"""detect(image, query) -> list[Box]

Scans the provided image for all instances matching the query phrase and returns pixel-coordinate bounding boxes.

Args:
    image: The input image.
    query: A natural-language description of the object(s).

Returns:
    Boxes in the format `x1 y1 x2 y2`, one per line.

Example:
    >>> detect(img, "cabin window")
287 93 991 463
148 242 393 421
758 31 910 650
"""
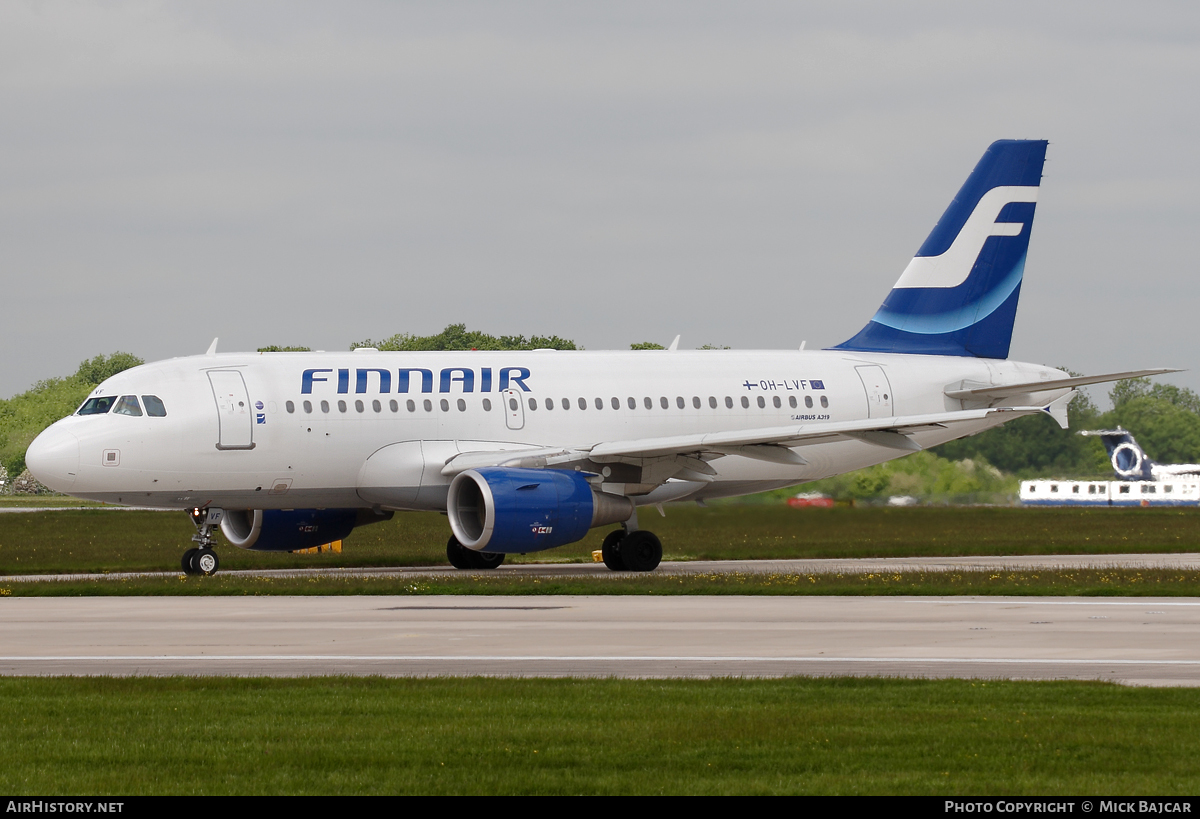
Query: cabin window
757 396 766 409
693 396 701 409
661 397 670 410
509 398 518 411
627 397 636 410
561 398 570 410
457 399 467 412
303 400 313 413
544 398 553 410
390 399 399 412
285 401 295 414
789 396 797 409
407 400 416 412
482 399 492 412
1050 484 1059 493
1072 485 1080 493
741 396 750 409
114 396 142 417
142 395 167 417
1088 485 1096 494
725 396 733 409
611 397 620 410
676 396 685 409
805 396 813 408
596 398 605 410
337 400 347 413
354 400 364 413
320 401 330 413
77 396 117 415
423 399 433 412
820 396 829 408
709 396 717 409
372 400 382 413
1119 485 1130 494
578 397 587 410
644 397 653 410
440 399 450 412
529 398 537 411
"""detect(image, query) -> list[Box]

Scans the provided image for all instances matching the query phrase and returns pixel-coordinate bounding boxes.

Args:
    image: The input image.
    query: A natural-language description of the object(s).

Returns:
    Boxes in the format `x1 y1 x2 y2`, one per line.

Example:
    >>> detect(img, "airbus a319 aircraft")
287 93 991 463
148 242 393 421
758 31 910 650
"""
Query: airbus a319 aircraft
26 140 1173 575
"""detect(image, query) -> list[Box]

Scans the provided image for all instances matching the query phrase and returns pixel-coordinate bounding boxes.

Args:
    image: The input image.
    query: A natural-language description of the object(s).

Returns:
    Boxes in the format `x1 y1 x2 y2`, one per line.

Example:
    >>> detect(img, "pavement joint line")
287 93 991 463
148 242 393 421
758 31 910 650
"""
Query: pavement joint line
4 655 1200 665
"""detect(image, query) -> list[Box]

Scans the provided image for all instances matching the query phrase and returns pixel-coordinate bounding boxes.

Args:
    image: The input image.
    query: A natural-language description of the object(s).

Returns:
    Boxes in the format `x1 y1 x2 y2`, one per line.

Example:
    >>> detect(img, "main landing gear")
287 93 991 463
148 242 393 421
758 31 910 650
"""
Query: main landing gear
446 536 506 570
601 526 662 572
182 507 222 576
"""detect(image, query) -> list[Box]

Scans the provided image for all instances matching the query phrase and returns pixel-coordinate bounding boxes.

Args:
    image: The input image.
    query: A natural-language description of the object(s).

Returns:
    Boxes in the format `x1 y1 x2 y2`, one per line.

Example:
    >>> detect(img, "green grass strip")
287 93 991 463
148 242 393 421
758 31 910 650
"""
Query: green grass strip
4 506 1200 576
1 676 1197 795
5 568 1200 597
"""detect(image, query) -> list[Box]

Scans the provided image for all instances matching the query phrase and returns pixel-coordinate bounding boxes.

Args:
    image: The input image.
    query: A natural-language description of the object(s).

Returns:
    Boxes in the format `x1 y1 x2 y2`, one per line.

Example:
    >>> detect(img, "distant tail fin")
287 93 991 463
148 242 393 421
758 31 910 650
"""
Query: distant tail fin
833 139 1048 359
1080 427 1155 480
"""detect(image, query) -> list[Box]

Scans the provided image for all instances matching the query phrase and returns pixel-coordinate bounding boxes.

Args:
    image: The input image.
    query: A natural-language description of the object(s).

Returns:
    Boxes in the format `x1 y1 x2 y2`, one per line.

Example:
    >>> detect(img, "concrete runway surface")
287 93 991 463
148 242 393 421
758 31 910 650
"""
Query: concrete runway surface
3 594 1199 686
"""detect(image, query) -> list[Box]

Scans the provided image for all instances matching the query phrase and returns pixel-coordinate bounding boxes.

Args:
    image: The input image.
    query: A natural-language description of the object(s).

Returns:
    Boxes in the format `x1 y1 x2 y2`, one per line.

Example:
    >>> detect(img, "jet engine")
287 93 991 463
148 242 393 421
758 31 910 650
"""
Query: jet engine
220 508 392 552
447 467 634 553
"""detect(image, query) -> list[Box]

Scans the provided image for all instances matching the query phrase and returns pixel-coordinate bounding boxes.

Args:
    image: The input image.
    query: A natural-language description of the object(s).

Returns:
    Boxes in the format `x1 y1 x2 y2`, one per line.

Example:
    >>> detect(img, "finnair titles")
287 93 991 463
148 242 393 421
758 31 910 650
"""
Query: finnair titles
26 140 1175 575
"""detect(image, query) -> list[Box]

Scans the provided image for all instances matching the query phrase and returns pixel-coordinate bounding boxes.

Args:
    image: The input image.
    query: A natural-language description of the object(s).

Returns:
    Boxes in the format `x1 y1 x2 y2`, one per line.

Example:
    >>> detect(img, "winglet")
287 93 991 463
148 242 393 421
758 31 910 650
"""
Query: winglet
205 338 219 356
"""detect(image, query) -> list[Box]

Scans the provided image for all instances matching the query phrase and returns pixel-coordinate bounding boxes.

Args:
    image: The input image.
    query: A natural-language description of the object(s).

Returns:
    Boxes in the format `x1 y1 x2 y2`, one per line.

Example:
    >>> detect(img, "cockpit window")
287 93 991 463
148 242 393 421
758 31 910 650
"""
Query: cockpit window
113 395 143 416
77 396 116 415
142 395 167 417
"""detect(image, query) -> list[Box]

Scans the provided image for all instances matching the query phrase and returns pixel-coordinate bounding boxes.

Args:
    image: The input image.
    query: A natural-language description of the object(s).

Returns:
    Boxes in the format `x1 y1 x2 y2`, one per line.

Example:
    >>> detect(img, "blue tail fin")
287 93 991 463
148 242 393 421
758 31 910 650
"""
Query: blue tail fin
1080 428 1155 481
833 139 1048 359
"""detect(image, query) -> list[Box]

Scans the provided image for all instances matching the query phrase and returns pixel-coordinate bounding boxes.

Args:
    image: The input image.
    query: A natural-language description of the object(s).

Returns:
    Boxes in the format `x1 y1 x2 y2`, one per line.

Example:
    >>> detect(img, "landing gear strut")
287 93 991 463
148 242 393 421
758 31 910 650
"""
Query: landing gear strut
183 508 223 576
446 536 505 570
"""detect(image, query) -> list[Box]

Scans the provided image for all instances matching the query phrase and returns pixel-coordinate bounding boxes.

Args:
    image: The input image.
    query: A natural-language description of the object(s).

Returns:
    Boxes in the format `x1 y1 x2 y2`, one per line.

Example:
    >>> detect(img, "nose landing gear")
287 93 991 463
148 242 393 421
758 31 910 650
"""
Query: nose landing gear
183 508 223 576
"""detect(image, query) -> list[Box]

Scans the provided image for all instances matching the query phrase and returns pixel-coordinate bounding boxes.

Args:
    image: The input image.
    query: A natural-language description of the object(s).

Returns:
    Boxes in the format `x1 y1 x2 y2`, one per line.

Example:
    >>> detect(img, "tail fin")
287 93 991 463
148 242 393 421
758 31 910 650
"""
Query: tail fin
833 139 1048 359
1080 427 1155 480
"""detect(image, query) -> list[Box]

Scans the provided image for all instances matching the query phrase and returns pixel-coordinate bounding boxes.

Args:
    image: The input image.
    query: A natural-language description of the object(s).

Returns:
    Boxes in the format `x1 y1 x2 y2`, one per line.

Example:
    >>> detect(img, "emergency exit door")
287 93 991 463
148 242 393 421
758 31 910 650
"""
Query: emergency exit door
855 365 894 419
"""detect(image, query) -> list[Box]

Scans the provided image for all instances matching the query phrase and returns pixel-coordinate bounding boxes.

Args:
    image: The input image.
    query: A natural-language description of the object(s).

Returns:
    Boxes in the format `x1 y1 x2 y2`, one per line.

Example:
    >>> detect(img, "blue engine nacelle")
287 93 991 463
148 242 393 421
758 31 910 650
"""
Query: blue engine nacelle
447 467 634 554
220 508 390 552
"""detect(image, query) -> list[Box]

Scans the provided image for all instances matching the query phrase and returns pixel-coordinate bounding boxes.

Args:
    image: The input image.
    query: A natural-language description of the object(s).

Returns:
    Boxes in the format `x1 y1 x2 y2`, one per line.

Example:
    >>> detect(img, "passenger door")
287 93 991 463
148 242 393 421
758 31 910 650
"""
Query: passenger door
208 370 255 450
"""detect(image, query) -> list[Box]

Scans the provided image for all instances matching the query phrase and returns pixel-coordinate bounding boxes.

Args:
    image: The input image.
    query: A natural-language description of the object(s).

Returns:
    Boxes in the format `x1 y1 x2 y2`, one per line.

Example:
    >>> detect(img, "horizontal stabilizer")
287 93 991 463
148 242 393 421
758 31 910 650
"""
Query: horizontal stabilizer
944 368 1181 400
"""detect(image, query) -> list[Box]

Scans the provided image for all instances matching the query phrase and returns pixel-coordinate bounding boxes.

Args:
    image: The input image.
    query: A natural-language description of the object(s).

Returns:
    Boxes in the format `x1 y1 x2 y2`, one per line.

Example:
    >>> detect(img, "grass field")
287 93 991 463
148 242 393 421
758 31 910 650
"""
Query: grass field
5 567 1200 597
2 676 1197 795
3 505 1200 576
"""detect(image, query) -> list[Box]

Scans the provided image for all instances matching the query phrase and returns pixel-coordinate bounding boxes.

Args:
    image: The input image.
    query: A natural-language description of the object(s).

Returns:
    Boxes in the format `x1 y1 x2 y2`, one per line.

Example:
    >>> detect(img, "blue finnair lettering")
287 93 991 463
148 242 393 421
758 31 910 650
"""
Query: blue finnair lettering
301 367 532 394
301 369 333 394
356 368 391 394
397 368 434 394
499 367 531 392
440 368 474 393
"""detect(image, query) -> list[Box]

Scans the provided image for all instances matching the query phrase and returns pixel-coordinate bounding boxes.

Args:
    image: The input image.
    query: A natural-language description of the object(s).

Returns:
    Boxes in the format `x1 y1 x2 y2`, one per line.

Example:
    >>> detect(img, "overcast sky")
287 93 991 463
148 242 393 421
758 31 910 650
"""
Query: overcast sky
2 1 1198 402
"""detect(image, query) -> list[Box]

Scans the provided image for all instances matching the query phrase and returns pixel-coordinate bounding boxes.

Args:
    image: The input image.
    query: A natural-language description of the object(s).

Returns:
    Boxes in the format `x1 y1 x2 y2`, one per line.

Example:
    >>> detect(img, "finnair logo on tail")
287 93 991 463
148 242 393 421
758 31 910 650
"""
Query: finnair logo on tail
893 186 1038 290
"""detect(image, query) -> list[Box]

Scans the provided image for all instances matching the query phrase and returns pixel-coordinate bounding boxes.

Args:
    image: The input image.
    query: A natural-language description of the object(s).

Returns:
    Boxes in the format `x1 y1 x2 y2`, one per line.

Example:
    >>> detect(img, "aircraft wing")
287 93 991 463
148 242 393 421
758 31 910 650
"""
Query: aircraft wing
441 397 1070 477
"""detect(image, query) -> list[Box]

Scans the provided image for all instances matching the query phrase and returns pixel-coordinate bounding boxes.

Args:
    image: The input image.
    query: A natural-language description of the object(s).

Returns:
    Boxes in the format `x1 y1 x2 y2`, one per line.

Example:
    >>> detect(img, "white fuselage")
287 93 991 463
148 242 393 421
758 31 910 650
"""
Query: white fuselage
28 348 1068 511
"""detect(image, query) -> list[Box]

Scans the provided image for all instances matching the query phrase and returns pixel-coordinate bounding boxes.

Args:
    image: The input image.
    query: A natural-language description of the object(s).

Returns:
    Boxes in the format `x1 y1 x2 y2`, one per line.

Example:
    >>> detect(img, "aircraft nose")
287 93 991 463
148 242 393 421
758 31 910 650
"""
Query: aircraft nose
25 426 80 492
